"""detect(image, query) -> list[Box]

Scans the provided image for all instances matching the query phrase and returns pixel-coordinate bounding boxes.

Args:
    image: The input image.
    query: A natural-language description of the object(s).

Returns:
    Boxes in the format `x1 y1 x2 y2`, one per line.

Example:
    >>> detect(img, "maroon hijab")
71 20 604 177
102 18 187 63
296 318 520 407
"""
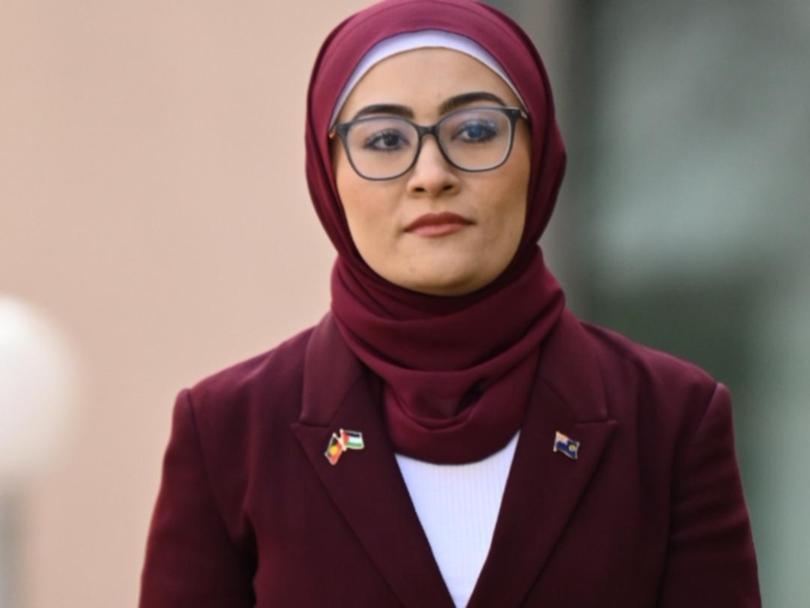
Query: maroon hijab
305 0 567 463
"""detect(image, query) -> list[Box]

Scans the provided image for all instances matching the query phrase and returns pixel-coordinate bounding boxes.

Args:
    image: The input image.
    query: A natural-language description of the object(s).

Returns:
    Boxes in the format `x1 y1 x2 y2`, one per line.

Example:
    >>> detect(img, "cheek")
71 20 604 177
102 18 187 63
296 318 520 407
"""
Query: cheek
482 128 530 236
334 161 398 262
494 199 527 256
504 143 531 242
486 171 529 248
337 179 372 241
334 154 370 231
333 147 354 207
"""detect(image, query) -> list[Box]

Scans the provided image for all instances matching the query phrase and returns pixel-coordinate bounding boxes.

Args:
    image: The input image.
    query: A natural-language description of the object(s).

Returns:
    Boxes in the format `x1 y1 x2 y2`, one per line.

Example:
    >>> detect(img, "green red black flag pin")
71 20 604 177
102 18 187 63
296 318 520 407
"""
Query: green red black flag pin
324 429 365 465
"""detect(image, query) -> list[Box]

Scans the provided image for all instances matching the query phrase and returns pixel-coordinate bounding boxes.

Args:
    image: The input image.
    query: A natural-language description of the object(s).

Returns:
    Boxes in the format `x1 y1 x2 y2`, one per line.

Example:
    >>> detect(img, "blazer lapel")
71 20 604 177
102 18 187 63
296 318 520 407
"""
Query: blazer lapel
468 312 618 608
291 314 454 608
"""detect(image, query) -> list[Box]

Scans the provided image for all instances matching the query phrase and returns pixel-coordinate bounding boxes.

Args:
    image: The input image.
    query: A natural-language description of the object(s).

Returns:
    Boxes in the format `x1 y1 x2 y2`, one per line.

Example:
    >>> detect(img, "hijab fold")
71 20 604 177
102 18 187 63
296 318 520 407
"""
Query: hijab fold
306 0 568 463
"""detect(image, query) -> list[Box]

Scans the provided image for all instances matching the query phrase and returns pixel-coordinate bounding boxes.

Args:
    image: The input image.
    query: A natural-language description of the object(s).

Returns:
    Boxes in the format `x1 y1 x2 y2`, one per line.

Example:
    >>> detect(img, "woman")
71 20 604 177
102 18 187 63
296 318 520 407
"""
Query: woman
139 1 760 606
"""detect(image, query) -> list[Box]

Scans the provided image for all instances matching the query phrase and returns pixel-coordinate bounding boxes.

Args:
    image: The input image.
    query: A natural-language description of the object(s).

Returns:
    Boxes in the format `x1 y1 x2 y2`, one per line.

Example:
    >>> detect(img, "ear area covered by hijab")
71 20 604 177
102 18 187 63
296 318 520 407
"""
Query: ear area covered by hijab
304 0 568 463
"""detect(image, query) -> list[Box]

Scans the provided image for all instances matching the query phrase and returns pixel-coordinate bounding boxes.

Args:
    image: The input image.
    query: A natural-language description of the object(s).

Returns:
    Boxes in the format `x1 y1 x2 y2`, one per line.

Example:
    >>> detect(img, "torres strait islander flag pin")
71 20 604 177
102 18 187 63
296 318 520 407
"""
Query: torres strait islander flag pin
324 428 365 466
553 430 580 460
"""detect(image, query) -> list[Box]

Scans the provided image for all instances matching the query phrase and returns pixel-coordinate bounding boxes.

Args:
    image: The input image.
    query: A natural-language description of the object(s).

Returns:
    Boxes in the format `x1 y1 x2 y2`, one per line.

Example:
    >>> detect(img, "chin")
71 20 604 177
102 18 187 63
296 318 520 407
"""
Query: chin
399 271 486 297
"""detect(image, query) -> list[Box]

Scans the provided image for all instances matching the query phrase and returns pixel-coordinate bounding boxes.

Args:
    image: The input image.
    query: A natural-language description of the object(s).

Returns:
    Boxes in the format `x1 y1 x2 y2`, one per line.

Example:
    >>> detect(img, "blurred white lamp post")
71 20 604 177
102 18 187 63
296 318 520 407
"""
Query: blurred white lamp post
0 295 80 608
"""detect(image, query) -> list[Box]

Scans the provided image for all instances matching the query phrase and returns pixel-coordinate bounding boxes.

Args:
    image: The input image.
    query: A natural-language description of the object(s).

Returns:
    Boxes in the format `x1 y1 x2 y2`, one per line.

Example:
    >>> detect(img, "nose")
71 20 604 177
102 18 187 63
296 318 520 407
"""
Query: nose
405 136 460 197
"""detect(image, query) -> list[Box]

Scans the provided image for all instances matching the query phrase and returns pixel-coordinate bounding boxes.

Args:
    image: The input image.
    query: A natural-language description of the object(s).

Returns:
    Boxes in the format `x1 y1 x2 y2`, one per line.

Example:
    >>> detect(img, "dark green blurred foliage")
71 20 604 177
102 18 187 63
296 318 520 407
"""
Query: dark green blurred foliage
491 1 810 605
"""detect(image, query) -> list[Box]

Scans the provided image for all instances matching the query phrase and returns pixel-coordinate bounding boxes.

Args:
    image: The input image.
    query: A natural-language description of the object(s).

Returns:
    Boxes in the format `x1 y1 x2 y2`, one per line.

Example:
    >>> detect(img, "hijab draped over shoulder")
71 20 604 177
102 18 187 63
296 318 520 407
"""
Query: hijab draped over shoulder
305 0 567 463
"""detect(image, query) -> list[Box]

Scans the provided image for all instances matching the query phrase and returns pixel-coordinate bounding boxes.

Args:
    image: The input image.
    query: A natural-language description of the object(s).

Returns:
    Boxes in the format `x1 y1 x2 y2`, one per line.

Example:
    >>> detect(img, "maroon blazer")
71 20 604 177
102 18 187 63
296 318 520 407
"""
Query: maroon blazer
139 311 760 607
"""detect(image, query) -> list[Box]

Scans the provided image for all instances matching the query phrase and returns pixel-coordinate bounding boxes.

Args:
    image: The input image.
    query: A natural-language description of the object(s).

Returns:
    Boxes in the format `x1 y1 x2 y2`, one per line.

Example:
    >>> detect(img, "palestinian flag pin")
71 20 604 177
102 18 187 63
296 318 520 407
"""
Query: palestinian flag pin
324 428 365 466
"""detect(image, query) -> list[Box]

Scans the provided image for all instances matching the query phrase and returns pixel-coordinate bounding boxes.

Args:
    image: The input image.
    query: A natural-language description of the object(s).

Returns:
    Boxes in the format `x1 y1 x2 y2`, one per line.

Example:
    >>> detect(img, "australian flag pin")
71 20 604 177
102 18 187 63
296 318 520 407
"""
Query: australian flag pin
324 428 365 466
553 430 580 460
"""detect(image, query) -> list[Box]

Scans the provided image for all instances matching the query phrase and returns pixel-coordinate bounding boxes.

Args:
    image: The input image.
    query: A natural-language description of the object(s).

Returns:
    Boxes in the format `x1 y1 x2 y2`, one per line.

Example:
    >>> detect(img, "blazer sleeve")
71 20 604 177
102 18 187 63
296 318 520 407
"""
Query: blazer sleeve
139 389 255 608
657 383 761 607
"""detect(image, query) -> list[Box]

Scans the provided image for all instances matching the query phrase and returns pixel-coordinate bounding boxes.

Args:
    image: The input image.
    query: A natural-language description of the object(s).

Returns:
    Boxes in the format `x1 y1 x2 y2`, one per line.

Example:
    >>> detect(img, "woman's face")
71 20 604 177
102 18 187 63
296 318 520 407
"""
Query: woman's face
333 48 531 296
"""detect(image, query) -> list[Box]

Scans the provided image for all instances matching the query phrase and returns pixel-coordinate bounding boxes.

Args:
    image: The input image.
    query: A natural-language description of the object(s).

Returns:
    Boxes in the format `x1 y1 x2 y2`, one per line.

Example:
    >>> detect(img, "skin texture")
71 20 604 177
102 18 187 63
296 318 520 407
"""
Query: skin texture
333 48 532 296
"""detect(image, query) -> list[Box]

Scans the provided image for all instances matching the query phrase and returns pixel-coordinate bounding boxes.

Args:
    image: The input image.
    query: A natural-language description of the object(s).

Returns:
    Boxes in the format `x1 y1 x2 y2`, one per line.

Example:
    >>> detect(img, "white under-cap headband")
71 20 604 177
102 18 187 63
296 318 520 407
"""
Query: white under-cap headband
330 29 524 126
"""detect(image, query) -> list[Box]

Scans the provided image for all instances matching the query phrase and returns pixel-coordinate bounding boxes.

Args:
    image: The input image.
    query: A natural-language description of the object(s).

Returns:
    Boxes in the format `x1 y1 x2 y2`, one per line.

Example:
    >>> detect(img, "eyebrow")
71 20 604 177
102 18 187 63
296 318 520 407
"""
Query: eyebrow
351 91 508 121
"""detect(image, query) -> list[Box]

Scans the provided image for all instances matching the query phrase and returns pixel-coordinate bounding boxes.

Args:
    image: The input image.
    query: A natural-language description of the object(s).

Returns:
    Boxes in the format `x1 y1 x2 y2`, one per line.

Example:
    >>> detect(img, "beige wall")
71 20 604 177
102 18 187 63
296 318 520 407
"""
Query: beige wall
0 1 370 606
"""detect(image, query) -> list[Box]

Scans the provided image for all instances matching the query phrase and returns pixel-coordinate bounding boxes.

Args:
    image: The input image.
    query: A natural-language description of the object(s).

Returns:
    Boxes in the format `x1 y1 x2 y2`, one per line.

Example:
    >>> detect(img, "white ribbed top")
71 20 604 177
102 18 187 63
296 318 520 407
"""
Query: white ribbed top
395 433 519 608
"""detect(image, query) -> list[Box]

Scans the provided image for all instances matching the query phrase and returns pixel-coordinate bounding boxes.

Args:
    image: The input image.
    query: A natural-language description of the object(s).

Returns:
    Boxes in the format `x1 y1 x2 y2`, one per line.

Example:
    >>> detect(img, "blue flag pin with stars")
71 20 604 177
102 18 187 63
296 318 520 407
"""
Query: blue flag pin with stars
553 430 580 460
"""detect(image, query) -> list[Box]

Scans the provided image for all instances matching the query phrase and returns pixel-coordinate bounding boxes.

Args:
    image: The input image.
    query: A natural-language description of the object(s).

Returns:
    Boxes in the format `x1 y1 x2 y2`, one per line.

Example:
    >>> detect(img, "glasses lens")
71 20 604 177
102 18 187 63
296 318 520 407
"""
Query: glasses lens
438 108 513 171
345 117 418 179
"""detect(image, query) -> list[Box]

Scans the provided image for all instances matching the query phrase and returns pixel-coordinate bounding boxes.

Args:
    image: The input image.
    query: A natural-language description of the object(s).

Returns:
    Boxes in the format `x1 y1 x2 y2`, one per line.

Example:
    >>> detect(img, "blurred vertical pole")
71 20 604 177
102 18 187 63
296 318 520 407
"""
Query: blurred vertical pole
0 492 21 608
0 296 80 608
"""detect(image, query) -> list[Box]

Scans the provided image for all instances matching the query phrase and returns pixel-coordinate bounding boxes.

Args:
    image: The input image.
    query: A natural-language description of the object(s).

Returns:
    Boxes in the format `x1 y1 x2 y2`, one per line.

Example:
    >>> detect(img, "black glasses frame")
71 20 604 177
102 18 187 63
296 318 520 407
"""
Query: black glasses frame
329 106 529 181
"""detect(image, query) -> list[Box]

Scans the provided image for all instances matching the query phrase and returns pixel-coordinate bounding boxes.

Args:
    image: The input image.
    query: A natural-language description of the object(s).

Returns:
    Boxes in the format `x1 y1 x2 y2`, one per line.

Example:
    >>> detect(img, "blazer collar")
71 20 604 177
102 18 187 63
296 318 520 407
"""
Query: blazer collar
292 313 455 607
466 310 617 607
292 311 617 607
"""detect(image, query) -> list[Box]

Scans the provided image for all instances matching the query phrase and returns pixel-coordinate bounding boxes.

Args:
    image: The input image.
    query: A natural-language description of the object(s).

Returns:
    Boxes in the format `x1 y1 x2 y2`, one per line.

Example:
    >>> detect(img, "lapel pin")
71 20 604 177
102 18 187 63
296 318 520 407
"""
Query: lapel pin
553 430 580 460
324 428 365 466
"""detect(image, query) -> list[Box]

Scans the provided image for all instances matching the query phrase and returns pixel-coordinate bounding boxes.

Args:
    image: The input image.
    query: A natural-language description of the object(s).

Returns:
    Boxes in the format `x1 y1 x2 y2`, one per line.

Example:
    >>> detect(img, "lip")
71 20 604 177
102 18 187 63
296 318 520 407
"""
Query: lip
404 212 474 237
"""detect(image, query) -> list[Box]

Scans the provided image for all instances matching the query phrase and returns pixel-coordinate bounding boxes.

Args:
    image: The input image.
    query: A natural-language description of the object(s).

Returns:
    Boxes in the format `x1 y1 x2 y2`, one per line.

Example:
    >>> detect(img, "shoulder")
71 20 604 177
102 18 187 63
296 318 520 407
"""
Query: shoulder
566 319 745 511
576 319 725 440
583 320 716 395
571 321 758 601
164 323 322 525
182 324 317 432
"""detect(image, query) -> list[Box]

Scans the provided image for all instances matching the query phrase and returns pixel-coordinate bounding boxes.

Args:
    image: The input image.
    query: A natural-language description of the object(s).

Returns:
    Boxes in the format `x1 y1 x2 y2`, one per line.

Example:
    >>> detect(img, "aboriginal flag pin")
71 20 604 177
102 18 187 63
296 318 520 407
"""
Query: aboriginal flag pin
324 428 365 466
553 430 580 460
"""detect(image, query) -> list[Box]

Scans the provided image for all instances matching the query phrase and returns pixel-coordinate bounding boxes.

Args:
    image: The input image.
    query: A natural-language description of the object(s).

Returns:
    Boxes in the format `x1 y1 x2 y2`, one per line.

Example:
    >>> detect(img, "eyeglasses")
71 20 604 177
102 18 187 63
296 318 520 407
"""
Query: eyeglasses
329 106 528 181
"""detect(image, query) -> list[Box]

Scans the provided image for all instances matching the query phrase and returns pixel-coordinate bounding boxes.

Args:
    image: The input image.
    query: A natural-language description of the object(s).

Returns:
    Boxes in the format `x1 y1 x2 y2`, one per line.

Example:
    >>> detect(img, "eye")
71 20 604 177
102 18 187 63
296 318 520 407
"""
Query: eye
363 129 410 152
453 119 499 143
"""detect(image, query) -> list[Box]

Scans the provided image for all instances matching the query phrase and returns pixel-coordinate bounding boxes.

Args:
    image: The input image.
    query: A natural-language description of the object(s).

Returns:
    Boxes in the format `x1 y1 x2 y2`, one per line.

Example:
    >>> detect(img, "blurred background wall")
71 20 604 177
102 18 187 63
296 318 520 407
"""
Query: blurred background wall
0 1 369 606
0 0 807 606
